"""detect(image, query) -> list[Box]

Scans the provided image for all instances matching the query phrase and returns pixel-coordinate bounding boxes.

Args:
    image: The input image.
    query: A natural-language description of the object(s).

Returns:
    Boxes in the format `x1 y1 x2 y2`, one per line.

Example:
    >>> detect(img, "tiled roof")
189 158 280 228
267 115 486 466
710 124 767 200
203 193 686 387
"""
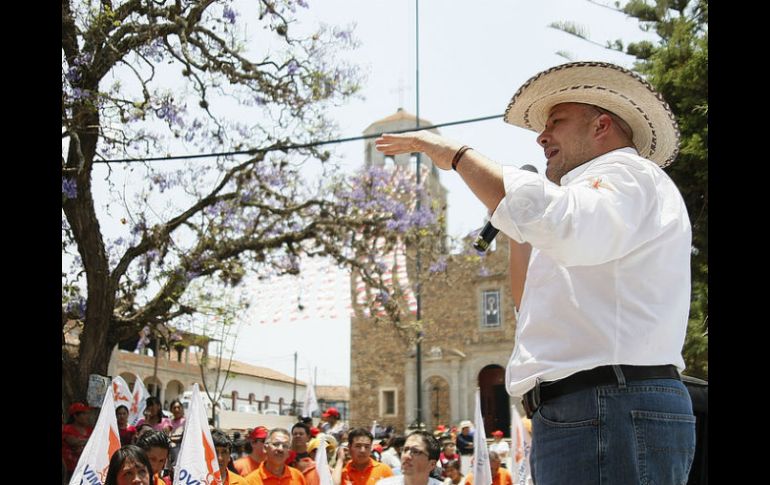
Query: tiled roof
316 385 349 401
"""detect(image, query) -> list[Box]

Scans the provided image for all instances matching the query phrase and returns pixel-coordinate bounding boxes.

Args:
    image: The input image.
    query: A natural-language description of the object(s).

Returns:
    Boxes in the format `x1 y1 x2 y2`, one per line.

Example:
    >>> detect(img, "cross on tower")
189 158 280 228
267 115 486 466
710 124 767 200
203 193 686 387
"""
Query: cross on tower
389 78 413 109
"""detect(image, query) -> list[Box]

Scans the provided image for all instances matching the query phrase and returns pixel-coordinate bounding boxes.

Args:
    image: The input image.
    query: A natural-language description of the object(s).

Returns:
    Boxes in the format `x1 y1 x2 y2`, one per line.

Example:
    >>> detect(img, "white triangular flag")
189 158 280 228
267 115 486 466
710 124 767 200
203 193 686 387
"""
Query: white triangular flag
316 435 333 485
69 386 122 485
509 406 532 485
303 366 319 418
129 375 150 426
111 376 133 410
472 389 493 485
173 383 222 485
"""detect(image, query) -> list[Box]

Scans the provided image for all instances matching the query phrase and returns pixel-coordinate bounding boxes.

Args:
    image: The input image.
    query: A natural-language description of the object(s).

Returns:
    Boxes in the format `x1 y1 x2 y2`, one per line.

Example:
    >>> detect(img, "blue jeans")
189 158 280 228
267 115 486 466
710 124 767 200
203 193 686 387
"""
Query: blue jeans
529 373 696 485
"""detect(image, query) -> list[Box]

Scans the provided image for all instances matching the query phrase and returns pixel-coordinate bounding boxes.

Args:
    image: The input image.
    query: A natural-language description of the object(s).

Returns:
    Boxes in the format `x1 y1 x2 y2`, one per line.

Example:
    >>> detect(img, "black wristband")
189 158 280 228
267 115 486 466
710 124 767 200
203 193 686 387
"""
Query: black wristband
451 145 472 171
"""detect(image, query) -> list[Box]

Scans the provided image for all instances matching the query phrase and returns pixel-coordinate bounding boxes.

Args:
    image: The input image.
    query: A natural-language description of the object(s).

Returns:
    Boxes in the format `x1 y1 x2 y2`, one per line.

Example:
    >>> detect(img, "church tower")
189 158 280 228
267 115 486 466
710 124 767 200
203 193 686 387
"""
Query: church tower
362 108 448 236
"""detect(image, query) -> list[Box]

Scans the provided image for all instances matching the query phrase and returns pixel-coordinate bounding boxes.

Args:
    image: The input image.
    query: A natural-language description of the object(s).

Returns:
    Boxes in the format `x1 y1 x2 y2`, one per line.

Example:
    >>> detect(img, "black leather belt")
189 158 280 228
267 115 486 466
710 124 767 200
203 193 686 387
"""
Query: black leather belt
522 364 680 419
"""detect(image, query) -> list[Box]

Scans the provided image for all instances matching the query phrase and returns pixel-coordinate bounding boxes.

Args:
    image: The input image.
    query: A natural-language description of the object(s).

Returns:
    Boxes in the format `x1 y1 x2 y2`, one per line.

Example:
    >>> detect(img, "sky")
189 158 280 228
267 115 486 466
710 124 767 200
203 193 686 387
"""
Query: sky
226 0 659 386
75 0 660 388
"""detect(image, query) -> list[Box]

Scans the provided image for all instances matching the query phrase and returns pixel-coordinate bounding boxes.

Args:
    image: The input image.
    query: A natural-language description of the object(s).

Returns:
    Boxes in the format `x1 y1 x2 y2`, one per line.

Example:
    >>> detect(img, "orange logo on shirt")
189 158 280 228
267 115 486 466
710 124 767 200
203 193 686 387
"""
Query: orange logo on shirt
589 177 612 190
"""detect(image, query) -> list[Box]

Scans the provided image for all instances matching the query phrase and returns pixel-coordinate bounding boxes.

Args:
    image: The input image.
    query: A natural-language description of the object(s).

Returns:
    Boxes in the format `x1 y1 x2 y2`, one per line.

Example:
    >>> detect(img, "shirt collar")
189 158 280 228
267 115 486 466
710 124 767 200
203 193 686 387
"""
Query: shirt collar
259 462 292 480
559 147 639 186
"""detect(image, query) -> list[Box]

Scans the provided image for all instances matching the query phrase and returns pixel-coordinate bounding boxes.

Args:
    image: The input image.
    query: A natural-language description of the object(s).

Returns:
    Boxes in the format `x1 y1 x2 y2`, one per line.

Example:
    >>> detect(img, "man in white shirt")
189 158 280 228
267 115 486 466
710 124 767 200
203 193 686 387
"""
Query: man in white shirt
375 61 696 485
377 431 444 485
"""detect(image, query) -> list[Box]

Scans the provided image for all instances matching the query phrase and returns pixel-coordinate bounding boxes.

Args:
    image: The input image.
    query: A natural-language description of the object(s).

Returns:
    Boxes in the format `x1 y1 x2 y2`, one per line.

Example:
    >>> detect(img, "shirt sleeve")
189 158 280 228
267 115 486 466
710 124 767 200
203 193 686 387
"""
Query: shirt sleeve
490 161 660 267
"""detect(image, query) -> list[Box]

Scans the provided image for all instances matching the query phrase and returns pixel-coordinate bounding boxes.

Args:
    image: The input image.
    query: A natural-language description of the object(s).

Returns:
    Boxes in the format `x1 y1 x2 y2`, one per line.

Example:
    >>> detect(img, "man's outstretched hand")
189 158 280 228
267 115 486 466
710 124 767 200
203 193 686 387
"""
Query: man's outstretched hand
375 131 462 171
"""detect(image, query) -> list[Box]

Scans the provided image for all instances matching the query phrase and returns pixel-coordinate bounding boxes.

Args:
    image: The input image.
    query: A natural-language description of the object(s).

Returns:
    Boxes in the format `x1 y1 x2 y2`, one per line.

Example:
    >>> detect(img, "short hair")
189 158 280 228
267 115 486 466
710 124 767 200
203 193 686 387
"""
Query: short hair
292 422 311 436
268 428 291 440
406 430 440 461
115 405 129 414
444 459 462 472
488 451 500 462
104 445 153 485
212 429 232 450
347 428 373 444
388 435 406 448
136 430 171 451
169 399 183 410
586 104 635 142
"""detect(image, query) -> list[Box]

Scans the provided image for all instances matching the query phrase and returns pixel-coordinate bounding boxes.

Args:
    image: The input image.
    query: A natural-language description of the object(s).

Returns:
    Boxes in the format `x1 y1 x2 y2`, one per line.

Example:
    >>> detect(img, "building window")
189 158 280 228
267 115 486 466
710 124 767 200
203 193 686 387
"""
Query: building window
482 289 501 327
380 388 397 417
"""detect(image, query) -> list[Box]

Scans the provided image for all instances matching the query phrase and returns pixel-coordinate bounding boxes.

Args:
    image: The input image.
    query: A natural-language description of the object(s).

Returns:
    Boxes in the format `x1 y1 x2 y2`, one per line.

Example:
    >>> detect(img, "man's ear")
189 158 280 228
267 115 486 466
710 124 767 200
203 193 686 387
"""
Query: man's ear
594 114 613 138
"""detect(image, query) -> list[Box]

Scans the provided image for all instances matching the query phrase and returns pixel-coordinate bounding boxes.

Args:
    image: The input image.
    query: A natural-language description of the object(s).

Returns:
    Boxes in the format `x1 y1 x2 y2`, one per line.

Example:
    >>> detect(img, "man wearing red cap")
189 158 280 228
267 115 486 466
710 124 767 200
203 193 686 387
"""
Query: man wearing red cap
62 402 93 480
320 407 347 442
235 426 269 477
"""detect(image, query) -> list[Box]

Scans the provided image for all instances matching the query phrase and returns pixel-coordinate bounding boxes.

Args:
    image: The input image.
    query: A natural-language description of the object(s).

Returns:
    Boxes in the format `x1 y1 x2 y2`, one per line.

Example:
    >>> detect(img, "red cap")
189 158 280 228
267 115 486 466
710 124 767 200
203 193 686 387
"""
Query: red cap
249 426 269 441
310 426 320 437
373 444 383 453
322 407 340 418
491 430 504 437
436 425 447 432
68 402 91 416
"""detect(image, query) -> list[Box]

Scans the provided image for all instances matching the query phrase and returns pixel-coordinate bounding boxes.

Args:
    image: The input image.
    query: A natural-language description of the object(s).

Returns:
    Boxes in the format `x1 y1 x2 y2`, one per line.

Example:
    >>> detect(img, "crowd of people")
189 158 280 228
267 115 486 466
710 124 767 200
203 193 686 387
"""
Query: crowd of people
65 396 519 485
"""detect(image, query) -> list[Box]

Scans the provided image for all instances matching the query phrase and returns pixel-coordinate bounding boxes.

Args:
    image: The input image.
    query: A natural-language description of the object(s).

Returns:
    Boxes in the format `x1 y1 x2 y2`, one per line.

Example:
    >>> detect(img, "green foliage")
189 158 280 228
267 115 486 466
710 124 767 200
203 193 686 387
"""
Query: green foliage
625 0 708 377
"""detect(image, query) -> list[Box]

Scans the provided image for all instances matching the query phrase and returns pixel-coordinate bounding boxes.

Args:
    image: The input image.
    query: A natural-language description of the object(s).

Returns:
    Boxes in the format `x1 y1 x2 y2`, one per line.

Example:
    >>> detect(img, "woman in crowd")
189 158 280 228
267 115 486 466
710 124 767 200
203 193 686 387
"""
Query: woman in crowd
116 405 137 446
135 397 172 433
167 399 186 465
105 445 153 485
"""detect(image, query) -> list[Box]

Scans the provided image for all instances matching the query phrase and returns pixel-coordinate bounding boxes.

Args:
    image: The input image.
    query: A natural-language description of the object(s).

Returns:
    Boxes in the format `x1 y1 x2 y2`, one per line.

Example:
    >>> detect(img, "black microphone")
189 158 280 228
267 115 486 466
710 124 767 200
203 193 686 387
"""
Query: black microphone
472 164 539 252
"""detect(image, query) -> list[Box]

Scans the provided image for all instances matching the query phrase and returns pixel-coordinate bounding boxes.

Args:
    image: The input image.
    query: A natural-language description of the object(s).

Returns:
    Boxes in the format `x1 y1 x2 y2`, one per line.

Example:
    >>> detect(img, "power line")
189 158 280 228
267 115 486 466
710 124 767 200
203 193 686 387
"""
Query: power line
94 113 503 164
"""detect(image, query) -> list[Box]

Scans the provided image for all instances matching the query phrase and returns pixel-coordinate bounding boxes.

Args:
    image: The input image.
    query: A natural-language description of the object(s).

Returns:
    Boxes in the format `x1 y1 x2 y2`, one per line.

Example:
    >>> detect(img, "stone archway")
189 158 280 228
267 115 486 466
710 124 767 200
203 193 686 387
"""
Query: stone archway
166 380 185 405
478 365 510 437
425 376 451 431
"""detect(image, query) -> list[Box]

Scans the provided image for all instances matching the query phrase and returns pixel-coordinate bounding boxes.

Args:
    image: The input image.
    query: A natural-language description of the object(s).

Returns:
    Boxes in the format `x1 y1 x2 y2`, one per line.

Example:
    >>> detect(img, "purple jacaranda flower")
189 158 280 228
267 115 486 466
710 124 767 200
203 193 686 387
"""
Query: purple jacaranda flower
478 267 491 277
73 52 93 66
429 258 447 274
287 60 299 75
66 67 81 82
297 0 309 8
223 5 237 24
71 88 90 101
62 177 77 199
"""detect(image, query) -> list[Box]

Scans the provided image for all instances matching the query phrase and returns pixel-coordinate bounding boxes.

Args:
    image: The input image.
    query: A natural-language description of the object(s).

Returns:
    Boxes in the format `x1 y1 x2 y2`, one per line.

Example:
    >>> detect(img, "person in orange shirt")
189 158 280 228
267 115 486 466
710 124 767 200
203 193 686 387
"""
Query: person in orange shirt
333 428 393 485
212 429 248 485
245 428 306 485
464 452 512 485
291 422 320 485
235 426 269 476
136 430 171 485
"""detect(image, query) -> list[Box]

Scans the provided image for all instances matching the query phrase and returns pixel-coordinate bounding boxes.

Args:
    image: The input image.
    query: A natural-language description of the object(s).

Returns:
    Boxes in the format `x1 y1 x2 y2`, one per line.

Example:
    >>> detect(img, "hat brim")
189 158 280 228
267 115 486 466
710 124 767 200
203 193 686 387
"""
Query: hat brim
503 61 680 167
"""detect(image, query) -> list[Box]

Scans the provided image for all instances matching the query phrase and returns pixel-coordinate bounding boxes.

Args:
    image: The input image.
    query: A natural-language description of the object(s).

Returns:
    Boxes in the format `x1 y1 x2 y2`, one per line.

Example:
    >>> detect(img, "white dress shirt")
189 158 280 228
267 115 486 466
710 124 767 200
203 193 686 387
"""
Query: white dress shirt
490 148 691 397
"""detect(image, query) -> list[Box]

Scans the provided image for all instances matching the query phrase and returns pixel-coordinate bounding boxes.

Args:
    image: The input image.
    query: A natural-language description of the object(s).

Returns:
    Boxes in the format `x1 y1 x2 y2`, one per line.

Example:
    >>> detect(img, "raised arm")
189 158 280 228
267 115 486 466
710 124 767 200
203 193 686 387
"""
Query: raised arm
375 131 504 213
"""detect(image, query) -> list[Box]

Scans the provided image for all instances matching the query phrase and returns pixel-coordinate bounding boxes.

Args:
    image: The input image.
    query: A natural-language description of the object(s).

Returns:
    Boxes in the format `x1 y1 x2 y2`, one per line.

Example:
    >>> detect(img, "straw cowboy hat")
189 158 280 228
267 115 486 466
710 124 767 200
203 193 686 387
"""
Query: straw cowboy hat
503 61 680 167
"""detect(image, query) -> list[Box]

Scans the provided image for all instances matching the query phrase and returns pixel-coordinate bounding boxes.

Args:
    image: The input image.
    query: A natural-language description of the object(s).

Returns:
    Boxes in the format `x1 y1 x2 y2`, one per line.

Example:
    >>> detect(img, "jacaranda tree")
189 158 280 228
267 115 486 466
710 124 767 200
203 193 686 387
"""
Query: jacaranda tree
61 0 443 406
